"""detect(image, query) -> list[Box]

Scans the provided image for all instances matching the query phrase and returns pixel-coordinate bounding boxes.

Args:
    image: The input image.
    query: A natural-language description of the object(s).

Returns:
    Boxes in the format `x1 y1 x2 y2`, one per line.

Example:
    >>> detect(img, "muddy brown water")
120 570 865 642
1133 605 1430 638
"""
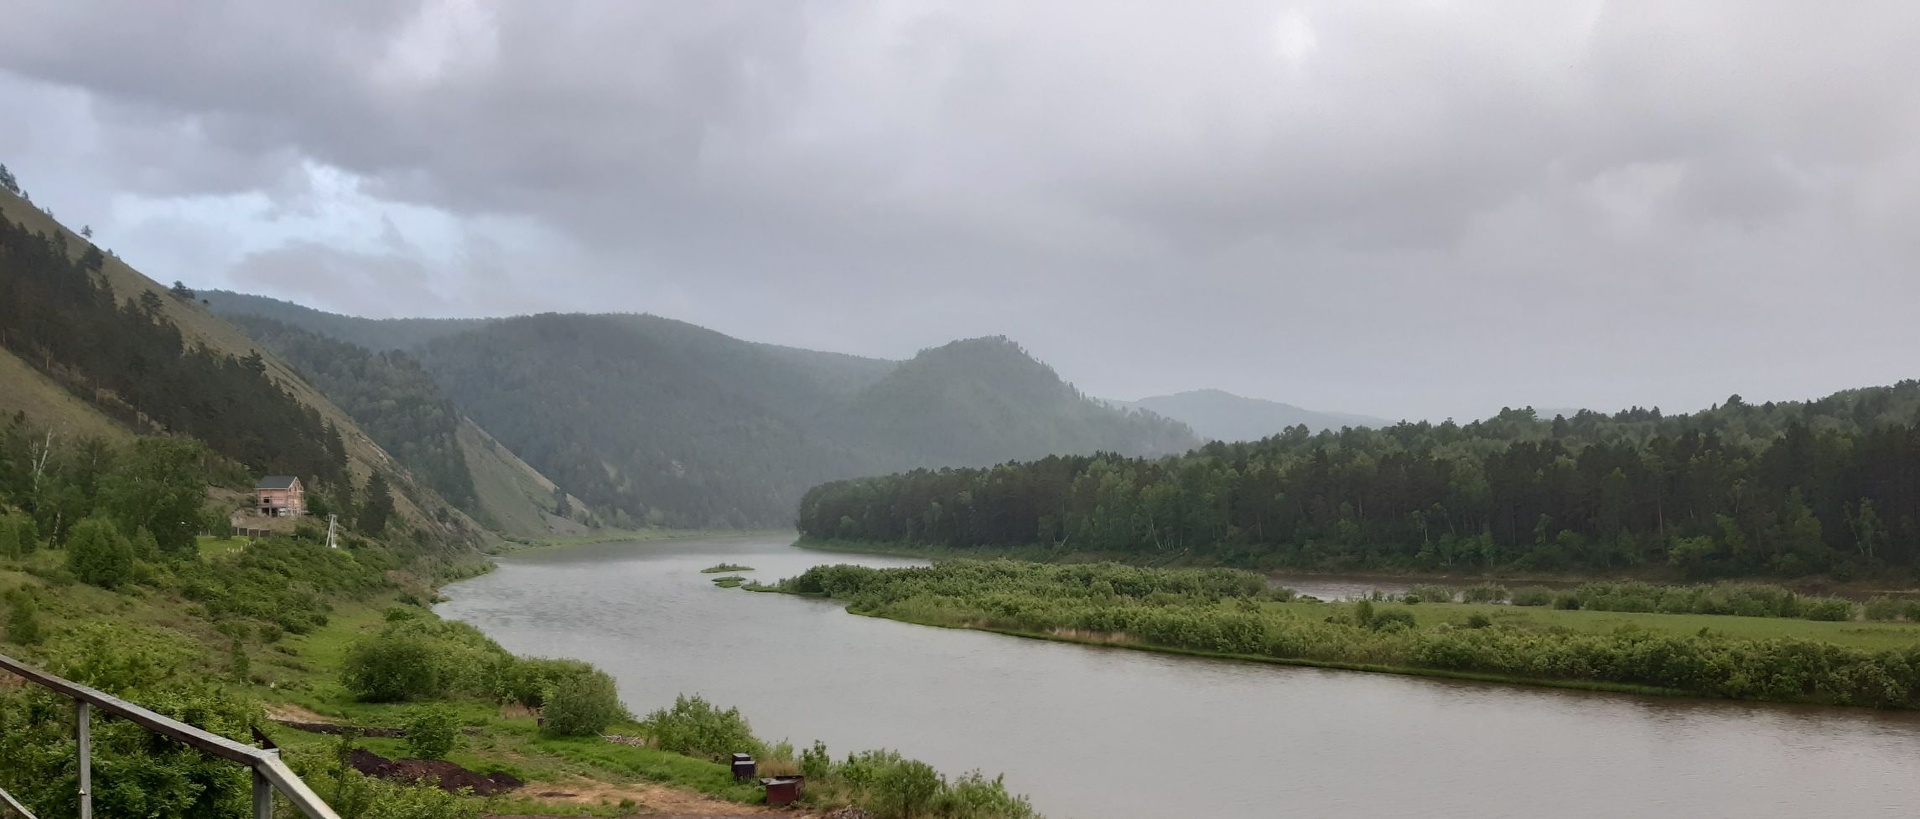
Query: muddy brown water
438 535 1920 819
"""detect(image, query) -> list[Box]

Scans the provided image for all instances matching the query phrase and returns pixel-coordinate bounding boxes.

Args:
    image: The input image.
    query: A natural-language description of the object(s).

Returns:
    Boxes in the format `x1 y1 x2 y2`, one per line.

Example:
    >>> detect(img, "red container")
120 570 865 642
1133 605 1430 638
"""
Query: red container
762 776 805 807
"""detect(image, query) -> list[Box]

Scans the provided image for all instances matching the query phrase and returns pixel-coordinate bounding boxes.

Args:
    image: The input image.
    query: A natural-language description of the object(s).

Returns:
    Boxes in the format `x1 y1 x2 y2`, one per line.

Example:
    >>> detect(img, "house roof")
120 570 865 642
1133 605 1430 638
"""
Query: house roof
256 475 301 490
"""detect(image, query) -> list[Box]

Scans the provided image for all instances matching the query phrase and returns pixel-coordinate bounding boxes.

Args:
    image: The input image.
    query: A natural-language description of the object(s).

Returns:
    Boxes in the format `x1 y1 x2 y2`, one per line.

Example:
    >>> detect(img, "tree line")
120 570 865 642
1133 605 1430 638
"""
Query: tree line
0 413 400 561
0 209 348 485
799 387 1920 579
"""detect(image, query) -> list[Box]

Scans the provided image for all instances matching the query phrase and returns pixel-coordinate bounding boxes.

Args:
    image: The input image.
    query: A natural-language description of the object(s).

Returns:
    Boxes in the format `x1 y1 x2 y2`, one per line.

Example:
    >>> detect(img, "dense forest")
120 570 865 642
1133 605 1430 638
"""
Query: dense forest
201 290 493 352
222 315 476 511
800 387 1920 579
418 325 1195 528
0 210 348 486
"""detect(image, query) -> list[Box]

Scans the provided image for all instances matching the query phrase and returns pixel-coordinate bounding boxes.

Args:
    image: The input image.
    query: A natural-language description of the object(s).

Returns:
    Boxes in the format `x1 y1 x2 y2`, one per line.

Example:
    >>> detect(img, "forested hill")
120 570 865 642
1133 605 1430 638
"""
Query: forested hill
1119 389 1392 441
204 293 1198 529
800 386 1920 579
201 290 493 351
845 337 1197 466
412 320 1197 528
0 186 483 549
221 316 477 509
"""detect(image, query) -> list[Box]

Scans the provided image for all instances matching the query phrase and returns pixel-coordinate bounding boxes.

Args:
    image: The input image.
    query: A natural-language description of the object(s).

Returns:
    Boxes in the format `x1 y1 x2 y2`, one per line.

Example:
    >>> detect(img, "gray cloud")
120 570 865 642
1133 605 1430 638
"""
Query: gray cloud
3 1 1918 420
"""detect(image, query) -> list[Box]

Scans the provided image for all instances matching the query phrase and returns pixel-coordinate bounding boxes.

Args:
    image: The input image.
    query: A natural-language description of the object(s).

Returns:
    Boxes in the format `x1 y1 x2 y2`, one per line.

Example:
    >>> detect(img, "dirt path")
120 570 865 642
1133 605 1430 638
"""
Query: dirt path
510 776 769 816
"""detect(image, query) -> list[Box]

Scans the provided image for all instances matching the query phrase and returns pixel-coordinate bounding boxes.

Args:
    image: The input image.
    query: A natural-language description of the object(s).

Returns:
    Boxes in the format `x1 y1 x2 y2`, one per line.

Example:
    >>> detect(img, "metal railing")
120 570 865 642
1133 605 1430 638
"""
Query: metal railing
0 652 341 819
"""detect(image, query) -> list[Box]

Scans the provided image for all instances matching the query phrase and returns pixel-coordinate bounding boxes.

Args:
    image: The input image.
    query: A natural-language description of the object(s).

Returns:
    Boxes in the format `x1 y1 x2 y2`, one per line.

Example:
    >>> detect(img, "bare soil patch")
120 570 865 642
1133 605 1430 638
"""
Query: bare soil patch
349 748 523 796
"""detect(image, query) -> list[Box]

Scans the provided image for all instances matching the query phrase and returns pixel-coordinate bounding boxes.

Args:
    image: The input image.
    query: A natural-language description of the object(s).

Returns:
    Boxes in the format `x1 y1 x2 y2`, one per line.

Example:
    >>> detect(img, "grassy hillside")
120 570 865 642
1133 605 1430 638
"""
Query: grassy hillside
0 346 132 442
456 418 593 539
0 190 482 548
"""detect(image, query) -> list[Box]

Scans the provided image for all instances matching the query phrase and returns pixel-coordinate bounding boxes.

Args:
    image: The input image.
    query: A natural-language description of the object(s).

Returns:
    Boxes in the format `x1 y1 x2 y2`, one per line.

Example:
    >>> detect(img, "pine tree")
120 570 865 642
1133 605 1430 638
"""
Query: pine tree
358 472 395 536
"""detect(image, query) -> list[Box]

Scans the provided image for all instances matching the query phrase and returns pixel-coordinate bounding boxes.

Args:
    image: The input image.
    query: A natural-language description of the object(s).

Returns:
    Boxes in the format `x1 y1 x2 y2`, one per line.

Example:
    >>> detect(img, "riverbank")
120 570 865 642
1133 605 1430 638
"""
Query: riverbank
766 560 1920 710
492 527 794 555
793 537 1920 601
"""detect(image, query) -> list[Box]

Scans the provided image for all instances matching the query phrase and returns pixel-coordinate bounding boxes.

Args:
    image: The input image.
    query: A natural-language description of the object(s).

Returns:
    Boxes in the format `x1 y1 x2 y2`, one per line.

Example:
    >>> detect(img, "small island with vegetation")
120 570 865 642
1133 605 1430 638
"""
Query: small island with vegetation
701 562 754 573
762 560 1920 709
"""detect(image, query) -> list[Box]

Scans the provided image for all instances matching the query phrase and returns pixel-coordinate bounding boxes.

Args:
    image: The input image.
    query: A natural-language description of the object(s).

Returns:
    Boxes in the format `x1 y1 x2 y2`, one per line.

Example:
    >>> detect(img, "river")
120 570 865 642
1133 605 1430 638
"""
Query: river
437 534 1920 819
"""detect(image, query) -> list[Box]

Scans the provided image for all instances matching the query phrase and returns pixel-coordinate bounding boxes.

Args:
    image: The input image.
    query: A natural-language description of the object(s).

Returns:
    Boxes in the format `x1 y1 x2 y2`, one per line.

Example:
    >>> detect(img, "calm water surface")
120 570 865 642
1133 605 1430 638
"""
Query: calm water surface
438 535 1920 819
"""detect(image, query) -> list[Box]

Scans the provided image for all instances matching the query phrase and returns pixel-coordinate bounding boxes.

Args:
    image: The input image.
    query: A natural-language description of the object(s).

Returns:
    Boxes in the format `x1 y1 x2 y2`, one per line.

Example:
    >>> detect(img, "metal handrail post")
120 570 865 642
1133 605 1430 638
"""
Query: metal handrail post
254 755 275 819
75 702 90 819
0 786 40 818
0 653 340 819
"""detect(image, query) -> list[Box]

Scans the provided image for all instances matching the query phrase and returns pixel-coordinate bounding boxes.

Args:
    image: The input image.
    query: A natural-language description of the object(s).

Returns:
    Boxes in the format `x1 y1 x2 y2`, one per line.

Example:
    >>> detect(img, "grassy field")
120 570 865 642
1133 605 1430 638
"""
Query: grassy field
775 561 1920 708
1268 599 1920 651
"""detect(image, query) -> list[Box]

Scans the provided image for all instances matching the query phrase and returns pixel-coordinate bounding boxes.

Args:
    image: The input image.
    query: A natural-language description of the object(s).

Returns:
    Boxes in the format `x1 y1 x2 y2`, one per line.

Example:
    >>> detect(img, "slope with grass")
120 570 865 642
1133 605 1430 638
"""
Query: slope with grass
0 346 132 443
456 418 594 540
0 189 481 547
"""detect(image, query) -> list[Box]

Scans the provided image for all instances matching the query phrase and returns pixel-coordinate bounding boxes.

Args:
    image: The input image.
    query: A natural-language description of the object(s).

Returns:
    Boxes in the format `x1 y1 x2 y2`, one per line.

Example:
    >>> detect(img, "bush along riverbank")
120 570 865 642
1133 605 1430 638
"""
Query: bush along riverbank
772 560 1920 709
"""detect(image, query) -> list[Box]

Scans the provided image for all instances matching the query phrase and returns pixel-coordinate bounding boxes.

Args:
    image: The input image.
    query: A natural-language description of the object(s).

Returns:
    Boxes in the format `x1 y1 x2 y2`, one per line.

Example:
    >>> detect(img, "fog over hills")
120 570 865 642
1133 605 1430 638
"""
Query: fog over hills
206 291 1197 528
1111 389 1393 442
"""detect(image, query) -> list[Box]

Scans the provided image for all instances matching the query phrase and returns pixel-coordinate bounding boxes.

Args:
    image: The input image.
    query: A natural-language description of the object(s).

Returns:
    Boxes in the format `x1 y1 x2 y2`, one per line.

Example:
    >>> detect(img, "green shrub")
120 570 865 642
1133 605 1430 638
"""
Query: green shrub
67 518 134 589
1552 593 1581 610
503 657 596 708
1460 583 1509 604
47 622 198 695
405 706 462 760
1351 599 1375 626
542 669 627 737
228 637 250 683
801 740 835 780
1801 598 1855 622
1403 584 1455 604
1510 587 1554 606
0 681 256 818
642 694 756 760
0 513 38 559
1367 609 1416 632
343 632 447 702
4 591 42 645
934 771 1040 819
1465 613 1492 629
875 758 943 818
1864 597 1902 621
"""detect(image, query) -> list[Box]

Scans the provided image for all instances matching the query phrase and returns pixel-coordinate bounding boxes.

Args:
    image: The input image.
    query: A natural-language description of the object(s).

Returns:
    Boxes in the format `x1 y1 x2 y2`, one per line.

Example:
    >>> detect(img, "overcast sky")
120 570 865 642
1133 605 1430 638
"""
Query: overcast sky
3 2 1917 421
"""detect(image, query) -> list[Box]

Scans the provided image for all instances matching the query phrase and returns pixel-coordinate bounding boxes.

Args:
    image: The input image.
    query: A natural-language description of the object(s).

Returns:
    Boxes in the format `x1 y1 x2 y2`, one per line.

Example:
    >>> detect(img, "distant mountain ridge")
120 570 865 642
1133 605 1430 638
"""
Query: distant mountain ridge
1119 389 1391 442
201 290 495 351
207 292 1199 528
